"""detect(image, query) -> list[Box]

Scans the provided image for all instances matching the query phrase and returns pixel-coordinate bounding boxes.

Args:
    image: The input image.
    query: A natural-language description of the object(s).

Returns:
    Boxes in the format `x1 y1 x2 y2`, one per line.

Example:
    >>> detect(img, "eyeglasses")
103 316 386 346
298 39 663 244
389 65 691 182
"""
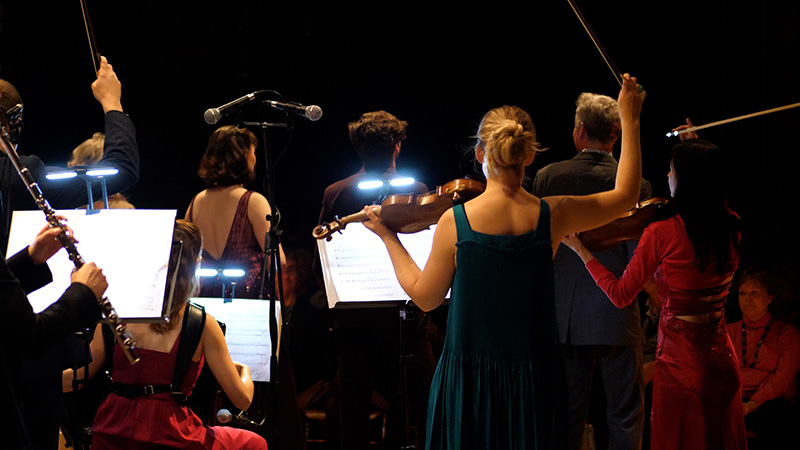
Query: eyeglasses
1 103 24 144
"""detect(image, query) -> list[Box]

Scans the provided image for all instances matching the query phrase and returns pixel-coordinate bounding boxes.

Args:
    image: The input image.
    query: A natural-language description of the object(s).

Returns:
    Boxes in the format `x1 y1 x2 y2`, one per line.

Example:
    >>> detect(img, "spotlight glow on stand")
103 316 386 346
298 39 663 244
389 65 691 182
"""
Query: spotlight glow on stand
196 268 218 278
86 168 120 177
357 176 416 190
44 166 120 212
45 167 119 180
45 171 79 180
196 267 246 302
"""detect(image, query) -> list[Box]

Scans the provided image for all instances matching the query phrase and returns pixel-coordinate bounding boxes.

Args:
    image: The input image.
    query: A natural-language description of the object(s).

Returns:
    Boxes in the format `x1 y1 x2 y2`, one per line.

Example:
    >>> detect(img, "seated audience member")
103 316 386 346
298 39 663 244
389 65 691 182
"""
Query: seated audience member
726 265 800 449
282 246 336 396
64 220 268 450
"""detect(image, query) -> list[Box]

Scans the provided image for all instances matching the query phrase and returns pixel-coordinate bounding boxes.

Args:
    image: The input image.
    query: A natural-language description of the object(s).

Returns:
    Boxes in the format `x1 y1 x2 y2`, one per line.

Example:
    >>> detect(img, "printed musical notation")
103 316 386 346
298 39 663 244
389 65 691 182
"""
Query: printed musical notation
190 297 280 383
316 222 439 308
7 209 177 318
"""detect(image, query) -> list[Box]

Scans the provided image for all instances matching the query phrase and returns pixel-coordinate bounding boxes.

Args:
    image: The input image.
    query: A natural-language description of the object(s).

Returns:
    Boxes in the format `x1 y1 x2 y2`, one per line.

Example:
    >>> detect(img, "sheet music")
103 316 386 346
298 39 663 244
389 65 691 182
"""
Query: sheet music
316 222 438 308
6 209 177 318
190 297 280 382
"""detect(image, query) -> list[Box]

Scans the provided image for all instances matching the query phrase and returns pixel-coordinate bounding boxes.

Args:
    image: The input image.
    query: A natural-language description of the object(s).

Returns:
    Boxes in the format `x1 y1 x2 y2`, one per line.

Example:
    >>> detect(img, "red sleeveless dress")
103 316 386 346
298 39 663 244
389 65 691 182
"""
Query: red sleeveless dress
91 333 267 449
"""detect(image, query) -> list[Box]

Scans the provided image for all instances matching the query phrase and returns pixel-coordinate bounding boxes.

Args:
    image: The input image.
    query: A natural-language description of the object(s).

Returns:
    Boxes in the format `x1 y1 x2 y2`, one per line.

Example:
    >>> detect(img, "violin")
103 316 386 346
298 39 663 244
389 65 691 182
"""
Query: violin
312 177 486 241
577 197 674 252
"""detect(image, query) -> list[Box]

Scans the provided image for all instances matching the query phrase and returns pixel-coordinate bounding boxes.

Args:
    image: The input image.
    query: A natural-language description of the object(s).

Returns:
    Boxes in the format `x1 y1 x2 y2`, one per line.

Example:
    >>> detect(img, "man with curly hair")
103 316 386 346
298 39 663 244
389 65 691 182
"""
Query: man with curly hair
316 110 435 450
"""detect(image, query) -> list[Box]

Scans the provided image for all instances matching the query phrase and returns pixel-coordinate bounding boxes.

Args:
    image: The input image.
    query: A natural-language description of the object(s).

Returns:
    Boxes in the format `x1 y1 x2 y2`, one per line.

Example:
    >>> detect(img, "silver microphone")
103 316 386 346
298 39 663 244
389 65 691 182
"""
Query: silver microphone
266 100 323 121
216 409 262 427
204 92 261 124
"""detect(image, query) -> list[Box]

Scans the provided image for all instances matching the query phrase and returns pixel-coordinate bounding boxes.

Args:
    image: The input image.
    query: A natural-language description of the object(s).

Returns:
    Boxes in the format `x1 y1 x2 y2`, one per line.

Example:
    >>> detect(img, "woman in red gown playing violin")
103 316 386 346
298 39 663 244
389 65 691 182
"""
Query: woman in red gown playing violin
563 126 747 450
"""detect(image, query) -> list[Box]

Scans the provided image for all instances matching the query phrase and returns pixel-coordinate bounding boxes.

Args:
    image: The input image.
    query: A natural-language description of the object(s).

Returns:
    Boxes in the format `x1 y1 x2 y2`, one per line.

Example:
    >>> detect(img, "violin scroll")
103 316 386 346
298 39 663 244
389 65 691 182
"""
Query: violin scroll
312 210 369 241
311 223 337 241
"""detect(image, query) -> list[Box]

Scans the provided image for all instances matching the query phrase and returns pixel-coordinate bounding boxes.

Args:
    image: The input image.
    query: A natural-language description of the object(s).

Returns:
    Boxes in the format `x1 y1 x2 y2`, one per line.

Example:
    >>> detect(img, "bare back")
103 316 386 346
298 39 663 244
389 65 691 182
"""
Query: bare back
186 186 270 260
461 187 542 236
125 321 183 354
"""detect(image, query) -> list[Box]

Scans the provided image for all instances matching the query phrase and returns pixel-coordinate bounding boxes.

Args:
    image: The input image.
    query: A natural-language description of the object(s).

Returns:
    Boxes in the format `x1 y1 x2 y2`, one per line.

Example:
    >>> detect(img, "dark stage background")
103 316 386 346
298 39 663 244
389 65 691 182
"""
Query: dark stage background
1 0 799 271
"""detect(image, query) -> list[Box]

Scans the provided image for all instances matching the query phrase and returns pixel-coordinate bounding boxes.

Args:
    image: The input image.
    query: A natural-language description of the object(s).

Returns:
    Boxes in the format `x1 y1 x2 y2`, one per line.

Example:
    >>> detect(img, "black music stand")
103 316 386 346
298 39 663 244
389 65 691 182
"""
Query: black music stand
317 225 441 448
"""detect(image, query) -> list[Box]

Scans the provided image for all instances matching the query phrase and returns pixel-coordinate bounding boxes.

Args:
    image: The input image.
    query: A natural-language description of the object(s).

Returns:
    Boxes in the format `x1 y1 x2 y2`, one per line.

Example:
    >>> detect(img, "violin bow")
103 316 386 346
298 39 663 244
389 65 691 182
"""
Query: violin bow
79 0 102 74
566 0 623 88
665 101 800 137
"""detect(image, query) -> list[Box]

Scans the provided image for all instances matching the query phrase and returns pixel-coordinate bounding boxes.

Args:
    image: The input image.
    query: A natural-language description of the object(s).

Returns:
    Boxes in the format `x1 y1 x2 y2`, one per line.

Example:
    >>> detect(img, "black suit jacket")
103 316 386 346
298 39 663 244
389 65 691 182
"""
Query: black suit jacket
532 151 651 346
0 248 102 450
0 110 139 253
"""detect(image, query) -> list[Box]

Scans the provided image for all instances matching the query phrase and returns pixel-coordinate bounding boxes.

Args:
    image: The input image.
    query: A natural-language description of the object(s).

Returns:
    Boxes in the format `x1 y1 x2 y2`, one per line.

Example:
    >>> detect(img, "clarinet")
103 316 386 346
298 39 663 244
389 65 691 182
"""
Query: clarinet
0 117 140 365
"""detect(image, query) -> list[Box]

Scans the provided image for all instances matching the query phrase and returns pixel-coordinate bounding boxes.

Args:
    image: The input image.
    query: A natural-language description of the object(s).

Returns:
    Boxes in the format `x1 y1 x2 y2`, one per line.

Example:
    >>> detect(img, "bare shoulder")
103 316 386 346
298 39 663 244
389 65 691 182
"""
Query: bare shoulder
203 312 223 336
438 207 456 226
542 194 580 241
201 312 229 355
431 208 457 244
246 191 272 219
540 194 568 210
190 189 208 205
247 191 270 209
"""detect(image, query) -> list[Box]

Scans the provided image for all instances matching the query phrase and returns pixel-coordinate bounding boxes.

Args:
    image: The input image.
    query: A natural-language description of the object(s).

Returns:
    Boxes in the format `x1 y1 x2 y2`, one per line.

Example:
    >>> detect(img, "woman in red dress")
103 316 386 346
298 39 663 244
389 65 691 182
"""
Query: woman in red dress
68 220 268 450
563 131 747 450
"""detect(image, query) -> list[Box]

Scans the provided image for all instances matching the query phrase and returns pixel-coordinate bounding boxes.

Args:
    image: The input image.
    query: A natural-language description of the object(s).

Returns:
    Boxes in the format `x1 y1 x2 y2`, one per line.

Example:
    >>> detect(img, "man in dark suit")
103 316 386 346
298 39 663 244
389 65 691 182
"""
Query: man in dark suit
1 222 107 450
1 55 139 450
532 92 651 450
316 110 435 450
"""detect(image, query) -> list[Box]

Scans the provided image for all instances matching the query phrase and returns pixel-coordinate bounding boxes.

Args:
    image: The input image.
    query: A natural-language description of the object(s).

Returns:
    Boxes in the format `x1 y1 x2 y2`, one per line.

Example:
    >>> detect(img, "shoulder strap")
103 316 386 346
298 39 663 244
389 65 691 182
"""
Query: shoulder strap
102 323 115 367
186 195 197 222
241 189 254 205
171 302 206 401
538 199 551 240
452 203 474 241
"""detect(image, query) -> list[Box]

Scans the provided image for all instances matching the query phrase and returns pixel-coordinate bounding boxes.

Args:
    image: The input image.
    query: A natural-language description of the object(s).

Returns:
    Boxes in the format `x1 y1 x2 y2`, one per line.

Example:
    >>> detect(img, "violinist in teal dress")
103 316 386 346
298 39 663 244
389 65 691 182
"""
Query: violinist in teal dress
361 75 646 449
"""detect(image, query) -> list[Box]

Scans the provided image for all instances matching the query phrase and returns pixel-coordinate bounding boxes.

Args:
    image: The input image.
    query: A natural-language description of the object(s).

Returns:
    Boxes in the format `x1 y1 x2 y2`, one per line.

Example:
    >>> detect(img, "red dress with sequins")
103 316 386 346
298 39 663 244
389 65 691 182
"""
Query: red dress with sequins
585 215 747 450
187 190 265 299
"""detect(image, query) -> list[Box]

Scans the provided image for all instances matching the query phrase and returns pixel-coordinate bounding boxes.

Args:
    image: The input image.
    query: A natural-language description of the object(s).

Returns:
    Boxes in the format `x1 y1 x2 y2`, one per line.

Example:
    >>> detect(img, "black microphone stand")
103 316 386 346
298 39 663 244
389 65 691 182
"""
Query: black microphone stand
237 94 292 448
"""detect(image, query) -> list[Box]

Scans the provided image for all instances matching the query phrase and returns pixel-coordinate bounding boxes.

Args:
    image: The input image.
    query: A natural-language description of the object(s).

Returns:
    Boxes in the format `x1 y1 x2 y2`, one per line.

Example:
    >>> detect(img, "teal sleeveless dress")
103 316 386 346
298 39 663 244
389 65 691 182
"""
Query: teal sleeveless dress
425 201 567 450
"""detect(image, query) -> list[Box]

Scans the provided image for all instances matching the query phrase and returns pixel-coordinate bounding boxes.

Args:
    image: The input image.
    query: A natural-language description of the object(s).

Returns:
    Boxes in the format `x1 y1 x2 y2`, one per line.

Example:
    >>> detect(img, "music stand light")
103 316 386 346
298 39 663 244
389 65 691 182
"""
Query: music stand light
196 267 246 302
45 166 119 213
356 176 415 190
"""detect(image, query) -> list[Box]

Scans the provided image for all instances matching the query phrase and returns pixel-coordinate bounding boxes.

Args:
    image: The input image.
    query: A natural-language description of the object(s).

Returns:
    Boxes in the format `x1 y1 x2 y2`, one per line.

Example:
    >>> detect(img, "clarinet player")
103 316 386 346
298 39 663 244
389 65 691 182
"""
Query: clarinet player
0 215 108 449
0 55 139 450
